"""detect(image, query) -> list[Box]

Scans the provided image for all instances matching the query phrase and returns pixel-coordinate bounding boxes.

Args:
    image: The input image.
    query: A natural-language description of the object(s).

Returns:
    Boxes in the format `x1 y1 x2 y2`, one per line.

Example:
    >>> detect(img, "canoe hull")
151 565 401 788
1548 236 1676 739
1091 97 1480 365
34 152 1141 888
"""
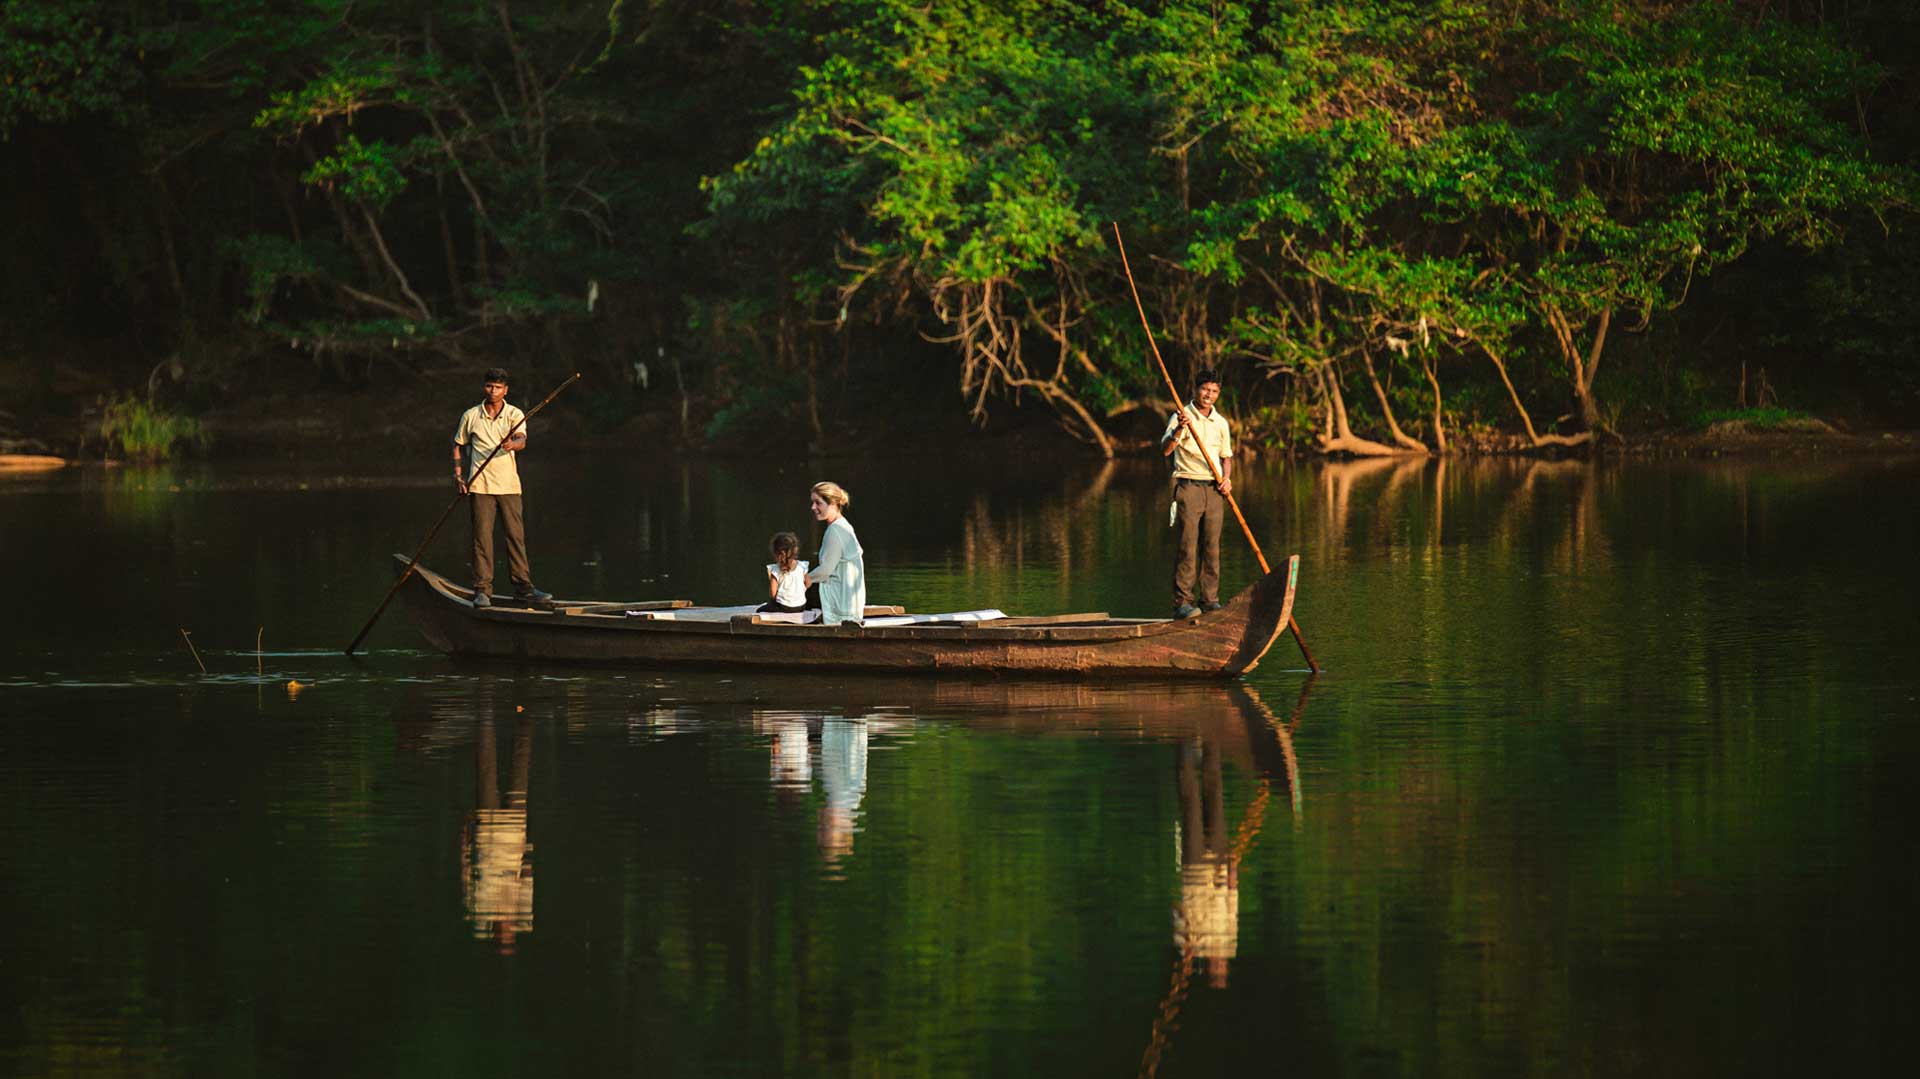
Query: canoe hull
393 555 1299 678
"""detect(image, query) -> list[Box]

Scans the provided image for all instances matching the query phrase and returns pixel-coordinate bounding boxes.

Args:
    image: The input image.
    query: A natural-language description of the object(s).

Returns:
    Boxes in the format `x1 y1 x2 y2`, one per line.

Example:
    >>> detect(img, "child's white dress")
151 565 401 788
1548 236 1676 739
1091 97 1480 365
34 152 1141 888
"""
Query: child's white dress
767 560 810 607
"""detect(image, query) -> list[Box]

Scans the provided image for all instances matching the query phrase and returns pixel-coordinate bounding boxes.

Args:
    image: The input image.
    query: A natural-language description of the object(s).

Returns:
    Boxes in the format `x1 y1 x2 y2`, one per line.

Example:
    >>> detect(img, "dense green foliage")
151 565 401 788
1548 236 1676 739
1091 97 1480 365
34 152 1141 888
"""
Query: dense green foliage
2 1 1914 452
96 393 208 459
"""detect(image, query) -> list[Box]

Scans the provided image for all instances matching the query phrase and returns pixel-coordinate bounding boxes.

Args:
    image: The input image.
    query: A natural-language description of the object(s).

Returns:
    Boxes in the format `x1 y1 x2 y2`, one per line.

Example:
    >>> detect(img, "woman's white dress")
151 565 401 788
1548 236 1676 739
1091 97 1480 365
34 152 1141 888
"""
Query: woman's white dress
807 517 866 625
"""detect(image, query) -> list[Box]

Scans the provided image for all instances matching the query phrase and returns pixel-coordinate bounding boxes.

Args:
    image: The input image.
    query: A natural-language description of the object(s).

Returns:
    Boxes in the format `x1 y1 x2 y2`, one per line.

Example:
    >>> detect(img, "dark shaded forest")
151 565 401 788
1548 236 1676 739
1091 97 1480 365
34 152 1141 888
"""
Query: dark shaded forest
2 0 1915 457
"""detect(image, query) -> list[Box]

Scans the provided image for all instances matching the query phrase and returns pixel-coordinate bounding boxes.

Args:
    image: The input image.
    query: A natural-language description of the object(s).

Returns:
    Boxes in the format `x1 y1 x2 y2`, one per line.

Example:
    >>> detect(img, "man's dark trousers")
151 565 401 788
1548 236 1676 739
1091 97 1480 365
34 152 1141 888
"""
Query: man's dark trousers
471 493 532 597
1173 478 1225 608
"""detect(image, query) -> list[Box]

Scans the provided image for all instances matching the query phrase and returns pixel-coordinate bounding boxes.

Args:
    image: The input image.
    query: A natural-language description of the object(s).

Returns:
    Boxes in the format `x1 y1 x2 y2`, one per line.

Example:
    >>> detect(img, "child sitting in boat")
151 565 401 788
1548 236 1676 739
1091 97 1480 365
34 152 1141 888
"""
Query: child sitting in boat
758 531 813 613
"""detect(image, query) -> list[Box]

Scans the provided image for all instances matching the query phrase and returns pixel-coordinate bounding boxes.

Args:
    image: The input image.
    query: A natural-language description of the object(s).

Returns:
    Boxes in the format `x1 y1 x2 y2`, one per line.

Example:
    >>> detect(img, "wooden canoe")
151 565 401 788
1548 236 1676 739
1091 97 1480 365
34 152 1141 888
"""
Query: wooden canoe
0 454 67 473
611 672 1310 796
391 552 1300 678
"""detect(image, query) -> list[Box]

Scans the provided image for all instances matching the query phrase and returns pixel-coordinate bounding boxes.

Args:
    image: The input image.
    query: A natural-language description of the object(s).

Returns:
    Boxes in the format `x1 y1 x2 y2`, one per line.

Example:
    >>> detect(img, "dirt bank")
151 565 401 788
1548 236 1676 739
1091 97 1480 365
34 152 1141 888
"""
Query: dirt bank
1627 418 1920 458
8 376 1914 463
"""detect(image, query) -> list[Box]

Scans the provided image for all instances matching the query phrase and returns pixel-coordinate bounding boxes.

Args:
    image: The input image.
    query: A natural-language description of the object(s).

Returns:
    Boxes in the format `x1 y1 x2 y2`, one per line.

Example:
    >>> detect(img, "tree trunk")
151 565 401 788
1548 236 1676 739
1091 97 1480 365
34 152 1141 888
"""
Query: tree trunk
1358 342 1429 453
1315 361 1402 456
804 334 824 443
1420 350 1448 454
671 350 689 438
1544 304 1611 433
436 172 464 306
319 187 384 287
472 215 492 300
1048 385 1115 458
1481 341 1590 449
361 209 433 321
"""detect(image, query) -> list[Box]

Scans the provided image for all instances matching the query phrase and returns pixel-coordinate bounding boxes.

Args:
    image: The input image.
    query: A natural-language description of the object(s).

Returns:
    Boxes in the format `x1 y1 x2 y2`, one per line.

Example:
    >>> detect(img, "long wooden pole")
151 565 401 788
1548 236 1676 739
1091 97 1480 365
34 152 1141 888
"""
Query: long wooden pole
179 628 207 674
1111 223 1319 672
344 372 582 655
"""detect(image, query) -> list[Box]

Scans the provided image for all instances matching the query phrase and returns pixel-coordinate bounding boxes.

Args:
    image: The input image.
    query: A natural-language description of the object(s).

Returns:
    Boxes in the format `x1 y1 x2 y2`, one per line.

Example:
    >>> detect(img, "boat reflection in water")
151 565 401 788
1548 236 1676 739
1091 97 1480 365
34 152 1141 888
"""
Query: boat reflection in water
1170 680 1306 992
738 676 1308 911
439 667 1309 1053
744 674 1310 998
1141 678 1311 1079
462 717 535 953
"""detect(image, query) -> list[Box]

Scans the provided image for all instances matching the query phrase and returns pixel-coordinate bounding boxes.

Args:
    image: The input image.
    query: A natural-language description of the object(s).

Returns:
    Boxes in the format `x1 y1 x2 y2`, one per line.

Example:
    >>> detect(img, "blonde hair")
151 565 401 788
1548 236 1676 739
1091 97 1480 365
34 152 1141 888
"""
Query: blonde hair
810 481 851 509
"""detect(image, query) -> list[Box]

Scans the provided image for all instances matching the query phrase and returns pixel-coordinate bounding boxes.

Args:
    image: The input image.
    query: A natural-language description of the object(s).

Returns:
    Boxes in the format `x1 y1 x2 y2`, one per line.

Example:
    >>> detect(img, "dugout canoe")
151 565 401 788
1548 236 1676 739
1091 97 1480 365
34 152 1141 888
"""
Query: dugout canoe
391 552 1300 677
0 454 67 473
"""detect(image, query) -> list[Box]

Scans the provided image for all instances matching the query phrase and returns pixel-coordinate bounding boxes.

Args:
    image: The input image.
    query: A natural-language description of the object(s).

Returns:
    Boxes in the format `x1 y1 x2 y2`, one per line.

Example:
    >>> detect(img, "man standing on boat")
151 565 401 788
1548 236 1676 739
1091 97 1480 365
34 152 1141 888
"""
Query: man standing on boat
1162 371 1233 619
454 368 552 609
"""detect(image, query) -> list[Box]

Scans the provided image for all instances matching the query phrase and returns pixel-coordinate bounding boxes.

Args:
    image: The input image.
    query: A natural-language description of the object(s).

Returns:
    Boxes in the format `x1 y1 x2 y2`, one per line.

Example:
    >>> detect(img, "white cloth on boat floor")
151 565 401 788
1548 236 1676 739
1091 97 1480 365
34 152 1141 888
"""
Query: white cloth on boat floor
622 605 1005 626
754 610 820 624
624 604 762 621
864 609 1006 627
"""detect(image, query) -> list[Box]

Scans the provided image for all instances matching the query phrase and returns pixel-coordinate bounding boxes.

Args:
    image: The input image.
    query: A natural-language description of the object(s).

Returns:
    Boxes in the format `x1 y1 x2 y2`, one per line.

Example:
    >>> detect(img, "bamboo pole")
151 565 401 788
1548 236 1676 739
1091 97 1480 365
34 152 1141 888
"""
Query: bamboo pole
1111 223 1319 672
344 373 582 655
179 628 207 674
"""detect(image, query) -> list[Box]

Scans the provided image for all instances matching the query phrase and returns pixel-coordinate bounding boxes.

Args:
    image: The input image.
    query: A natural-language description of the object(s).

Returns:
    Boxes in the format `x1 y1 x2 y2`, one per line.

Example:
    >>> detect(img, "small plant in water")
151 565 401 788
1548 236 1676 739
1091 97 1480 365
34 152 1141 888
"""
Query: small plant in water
98 396 209 461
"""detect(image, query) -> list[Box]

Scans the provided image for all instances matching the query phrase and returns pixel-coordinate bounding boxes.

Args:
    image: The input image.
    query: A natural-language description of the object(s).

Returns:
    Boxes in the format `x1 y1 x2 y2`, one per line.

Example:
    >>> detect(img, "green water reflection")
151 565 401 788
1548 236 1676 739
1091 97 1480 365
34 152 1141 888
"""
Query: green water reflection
1 454 1915 1076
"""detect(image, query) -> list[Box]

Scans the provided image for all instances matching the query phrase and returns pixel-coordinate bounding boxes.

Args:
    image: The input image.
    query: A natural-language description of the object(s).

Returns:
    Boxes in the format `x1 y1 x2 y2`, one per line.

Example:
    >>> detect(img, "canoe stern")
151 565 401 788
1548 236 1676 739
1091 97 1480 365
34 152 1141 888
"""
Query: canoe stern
1220 554 1299 676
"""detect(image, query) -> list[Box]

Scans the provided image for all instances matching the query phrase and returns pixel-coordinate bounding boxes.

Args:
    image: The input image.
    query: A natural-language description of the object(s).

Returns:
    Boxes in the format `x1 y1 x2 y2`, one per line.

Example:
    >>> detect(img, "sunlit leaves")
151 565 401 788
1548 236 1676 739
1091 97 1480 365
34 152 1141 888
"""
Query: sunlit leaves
714 0 1112 284
253 56 411 134
703 0 1913 442
301 133 407 208
1163 0 1912 422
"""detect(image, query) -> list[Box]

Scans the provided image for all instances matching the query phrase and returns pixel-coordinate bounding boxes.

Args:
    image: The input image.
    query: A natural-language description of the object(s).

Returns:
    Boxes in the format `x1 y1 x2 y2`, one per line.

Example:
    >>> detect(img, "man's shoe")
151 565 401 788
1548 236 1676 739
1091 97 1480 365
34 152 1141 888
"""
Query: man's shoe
1201 600 1223 613
471 590 492 608
1174 603 1201 620
516 586 554 608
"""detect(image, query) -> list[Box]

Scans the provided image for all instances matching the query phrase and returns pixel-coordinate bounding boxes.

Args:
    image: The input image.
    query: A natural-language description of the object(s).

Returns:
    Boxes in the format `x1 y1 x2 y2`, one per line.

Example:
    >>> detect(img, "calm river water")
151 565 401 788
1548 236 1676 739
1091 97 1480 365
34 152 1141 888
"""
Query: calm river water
2 451 1916 1077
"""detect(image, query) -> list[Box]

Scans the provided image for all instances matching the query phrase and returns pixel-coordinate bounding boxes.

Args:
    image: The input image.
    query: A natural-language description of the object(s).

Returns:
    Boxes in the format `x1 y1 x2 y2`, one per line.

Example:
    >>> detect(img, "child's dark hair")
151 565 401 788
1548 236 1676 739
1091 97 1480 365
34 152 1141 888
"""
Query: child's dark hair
770 531 800 572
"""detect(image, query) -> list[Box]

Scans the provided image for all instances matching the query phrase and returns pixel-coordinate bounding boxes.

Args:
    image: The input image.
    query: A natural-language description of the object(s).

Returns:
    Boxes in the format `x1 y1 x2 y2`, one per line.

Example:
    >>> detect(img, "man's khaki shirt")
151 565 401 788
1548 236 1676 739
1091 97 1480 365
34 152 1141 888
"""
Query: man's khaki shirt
454 402 526 495
1163 404 1232 481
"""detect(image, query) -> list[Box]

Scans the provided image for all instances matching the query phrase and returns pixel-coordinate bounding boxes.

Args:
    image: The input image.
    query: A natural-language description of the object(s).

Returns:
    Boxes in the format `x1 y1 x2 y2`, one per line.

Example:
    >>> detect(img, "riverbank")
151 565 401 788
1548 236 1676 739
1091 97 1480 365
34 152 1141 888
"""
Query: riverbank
5 377 1914 464
1629 418 1920 458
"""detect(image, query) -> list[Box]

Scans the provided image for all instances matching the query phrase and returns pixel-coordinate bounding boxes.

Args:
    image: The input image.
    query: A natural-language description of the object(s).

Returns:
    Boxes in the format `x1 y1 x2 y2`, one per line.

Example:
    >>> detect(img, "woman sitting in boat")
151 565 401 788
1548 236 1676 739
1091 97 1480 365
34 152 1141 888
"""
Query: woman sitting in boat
805 481 866 626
